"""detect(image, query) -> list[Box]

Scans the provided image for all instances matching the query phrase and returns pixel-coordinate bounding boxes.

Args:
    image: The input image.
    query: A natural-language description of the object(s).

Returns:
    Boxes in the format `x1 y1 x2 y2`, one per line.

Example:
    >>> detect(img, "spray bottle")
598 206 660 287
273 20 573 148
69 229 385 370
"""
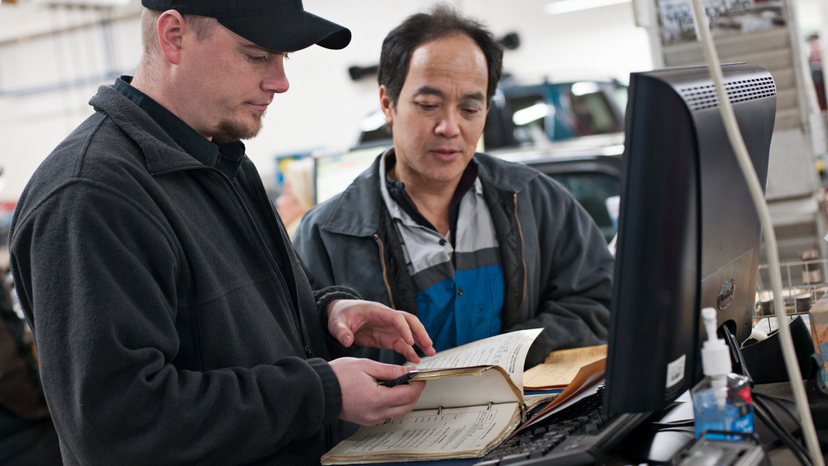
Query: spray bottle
691 307 754 440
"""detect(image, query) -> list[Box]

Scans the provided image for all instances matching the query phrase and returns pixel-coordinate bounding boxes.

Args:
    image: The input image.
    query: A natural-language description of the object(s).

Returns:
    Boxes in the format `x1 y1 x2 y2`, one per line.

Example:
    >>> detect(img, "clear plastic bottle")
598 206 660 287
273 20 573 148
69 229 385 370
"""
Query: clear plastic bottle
691 308 755 440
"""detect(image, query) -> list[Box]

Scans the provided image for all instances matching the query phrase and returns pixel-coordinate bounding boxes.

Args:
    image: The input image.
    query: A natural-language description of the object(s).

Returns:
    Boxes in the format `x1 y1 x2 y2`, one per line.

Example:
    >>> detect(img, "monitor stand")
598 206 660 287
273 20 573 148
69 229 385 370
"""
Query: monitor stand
721 325 752 382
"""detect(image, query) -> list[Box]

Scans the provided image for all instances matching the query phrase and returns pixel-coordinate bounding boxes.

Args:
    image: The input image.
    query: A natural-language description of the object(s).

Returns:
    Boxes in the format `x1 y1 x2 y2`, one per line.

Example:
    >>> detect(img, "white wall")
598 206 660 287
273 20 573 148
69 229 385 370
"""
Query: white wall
1 0 654 202
0 4 142 201
796 0 823 36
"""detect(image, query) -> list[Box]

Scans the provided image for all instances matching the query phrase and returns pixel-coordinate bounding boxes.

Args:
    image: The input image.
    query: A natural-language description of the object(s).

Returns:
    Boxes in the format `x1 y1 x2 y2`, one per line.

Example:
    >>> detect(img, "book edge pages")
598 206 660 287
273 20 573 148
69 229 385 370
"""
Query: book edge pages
320 402 523 465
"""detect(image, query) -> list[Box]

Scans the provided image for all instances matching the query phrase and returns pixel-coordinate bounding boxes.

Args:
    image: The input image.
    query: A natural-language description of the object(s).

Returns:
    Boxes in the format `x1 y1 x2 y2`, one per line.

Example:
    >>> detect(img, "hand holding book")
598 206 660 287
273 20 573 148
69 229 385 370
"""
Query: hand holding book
322 328 545 464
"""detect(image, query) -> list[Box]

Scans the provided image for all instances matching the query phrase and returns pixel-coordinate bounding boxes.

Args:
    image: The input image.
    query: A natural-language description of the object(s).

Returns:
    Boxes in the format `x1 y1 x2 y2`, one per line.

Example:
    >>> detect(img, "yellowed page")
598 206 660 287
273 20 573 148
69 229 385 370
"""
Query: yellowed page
321 402 521 464
412 328 543 390
524 392 559 412
513 359 606 435
523 344 607 389
414 366 522 410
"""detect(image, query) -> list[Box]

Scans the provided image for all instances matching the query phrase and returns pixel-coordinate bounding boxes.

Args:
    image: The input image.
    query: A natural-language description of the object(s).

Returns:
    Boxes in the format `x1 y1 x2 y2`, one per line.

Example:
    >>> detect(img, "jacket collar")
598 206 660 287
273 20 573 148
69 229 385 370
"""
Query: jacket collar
89 85 211 175
320 148 540 237
321 148 389 237
473 152 539 193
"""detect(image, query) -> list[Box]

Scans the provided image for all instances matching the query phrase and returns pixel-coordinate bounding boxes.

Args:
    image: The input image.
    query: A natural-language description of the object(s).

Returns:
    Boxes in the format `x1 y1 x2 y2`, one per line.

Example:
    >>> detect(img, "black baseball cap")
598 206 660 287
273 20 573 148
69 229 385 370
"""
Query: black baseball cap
141 0 351 52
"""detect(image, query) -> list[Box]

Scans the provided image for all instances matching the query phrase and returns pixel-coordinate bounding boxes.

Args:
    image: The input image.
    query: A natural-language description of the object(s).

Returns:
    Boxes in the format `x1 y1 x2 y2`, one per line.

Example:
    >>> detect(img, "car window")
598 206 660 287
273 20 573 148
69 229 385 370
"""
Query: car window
567 86 621 136
612 85 629 116
570 92 620 135
546 172 619 243
506 93 548 147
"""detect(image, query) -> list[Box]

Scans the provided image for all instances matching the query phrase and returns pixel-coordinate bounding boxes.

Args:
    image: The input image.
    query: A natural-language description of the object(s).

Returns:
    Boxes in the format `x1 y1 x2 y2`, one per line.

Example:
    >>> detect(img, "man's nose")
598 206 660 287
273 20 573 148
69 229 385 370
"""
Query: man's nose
263 60 290 94
435 110 460 137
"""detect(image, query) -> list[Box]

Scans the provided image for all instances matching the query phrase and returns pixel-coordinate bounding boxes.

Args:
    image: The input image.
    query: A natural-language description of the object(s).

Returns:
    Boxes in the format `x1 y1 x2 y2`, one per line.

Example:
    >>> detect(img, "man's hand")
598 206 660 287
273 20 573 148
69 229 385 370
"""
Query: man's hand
330 358 426 425
327 299 435 363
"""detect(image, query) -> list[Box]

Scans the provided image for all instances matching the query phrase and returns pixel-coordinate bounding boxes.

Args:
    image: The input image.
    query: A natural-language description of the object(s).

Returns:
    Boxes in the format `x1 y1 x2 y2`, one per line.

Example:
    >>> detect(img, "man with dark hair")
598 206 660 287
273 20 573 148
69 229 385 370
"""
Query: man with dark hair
9 1 434 464
294 5 614 368
376 6 504 111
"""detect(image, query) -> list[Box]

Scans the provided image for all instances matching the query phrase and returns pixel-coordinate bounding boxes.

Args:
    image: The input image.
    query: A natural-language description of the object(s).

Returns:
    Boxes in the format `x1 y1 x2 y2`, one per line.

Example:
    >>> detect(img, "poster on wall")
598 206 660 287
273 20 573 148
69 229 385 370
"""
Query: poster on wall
657 0 786 46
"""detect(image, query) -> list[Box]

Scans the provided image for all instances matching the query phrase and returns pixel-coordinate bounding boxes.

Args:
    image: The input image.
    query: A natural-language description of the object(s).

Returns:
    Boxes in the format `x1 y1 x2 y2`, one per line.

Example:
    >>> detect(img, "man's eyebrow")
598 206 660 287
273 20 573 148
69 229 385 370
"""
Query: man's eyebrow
460 92 486 102
416 86 445 98
415 86 486 102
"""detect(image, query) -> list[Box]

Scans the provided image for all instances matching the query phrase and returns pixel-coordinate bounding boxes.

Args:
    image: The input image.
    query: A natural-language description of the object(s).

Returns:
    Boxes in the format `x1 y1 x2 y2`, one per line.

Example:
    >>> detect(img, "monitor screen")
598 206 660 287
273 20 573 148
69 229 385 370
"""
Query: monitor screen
604 63 776 414
314 146 387 204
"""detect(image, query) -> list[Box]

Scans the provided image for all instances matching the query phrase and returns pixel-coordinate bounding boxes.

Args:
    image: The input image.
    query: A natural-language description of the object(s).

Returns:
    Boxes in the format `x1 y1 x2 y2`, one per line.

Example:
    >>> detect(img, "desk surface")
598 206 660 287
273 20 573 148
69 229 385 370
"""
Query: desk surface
614 382 823 465
354 382 825 465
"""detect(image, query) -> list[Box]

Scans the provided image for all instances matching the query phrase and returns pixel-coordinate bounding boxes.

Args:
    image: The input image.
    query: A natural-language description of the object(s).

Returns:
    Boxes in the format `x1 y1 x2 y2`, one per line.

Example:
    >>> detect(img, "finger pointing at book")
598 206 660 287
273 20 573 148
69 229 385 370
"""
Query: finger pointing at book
326 299 436 362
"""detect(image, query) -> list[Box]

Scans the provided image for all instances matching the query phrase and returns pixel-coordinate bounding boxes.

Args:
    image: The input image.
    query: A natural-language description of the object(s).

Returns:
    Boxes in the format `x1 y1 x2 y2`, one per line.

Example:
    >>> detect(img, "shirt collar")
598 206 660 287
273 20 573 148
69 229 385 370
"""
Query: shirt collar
114 76 244 180
379 149 404 220
379 149 481 230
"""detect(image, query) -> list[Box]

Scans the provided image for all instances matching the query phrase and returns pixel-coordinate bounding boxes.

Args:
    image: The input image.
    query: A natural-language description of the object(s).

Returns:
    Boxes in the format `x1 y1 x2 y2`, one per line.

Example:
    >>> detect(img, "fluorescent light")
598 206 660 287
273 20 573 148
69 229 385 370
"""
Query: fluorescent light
545 0 630 15
571 82 601 96
601 144 626 156
513 103 551 126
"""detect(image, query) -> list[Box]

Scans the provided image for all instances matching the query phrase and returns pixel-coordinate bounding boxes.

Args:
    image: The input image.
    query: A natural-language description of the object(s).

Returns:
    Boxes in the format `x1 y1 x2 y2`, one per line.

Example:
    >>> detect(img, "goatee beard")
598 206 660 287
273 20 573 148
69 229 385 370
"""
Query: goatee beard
212 110 266 143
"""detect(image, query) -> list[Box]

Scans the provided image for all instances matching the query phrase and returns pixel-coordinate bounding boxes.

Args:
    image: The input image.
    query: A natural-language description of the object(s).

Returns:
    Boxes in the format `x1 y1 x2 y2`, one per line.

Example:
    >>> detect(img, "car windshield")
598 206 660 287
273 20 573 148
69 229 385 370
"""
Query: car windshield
483 81 626 151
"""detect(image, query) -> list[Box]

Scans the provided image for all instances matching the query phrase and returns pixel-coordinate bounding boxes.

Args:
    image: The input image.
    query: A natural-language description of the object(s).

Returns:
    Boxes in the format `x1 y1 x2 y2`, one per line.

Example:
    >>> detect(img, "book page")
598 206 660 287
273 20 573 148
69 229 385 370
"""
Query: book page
523 344 607 389
321 402 522 464
413 366 522 410
517 359 606 433
412 328 543 390
520 380 602 433
524 391 560 412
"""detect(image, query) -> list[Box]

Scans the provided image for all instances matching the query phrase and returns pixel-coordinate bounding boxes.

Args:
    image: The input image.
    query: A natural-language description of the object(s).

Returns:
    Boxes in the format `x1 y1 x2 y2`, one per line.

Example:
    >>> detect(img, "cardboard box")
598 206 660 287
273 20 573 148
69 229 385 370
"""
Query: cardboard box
809 295 828 383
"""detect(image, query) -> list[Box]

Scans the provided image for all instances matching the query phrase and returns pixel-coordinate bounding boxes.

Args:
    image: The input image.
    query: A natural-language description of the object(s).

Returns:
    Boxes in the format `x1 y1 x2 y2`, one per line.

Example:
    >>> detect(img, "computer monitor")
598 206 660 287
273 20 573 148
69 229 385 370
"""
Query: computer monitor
604 63 776 414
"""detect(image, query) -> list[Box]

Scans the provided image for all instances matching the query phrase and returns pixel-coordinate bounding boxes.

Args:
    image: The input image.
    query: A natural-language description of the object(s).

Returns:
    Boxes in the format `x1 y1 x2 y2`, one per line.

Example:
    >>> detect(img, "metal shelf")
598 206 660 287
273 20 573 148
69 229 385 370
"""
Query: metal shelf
755 258 828 322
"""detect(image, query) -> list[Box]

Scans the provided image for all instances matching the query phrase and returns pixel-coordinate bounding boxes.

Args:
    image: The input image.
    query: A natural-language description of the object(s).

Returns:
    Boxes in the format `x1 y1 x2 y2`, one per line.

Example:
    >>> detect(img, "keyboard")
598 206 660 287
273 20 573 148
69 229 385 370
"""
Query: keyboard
473 386 650 466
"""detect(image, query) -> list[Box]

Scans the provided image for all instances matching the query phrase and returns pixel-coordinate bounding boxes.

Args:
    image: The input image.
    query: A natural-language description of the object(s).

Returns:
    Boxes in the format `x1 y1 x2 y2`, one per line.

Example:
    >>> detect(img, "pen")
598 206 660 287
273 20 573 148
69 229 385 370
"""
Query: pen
378 370 419 387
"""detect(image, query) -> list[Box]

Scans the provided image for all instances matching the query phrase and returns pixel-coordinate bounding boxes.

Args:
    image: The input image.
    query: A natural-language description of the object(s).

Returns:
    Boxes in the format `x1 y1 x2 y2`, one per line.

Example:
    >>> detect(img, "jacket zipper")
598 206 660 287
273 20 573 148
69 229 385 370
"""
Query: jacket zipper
373 234 396 310
513 194 527 312
220 167 313 358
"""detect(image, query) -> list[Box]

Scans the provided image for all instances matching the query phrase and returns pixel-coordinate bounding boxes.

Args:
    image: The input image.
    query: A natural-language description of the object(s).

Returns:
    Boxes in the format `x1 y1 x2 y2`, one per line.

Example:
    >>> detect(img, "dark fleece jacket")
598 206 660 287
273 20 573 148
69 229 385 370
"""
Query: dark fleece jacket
9 85 357 465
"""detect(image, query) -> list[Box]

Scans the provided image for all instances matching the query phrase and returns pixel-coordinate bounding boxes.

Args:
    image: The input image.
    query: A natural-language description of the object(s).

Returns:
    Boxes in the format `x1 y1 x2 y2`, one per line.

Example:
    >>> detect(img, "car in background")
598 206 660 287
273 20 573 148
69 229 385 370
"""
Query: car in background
481 78 627 151
491 134 623 243
482 78 627 243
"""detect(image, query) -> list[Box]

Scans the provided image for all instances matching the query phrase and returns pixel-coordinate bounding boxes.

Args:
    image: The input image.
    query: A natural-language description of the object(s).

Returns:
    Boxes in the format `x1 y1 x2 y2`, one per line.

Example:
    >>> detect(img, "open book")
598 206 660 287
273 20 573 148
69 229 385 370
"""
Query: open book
321 328 545 464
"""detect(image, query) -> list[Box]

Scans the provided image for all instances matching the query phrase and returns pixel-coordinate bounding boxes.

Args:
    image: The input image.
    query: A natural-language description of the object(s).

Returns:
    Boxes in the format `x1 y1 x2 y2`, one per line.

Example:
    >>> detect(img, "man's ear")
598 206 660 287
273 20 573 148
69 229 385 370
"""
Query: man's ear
379 85 394 127
157 10 187 65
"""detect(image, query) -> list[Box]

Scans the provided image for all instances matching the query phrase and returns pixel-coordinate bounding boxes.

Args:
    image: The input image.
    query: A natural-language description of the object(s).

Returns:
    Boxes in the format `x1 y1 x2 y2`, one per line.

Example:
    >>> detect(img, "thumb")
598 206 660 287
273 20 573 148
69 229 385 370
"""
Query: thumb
364 361 415 381
332 320 354 347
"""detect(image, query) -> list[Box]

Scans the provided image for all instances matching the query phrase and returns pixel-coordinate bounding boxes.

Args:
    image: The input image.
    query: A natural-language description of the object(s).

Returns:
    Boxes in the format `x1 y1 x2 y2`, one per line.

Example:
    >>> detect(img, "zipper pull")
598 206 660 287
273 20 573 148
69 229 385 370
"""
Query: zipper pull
304 345 313 358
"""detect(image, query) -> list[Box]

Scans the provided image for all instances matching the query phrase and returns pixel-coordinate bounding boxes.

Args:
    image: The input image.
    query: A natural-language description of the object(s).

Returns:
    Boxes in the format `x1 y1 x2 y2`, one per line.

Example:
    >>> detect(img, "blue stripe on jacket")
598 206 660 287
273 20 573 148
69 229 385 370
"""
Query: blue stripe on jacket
416 264 505 352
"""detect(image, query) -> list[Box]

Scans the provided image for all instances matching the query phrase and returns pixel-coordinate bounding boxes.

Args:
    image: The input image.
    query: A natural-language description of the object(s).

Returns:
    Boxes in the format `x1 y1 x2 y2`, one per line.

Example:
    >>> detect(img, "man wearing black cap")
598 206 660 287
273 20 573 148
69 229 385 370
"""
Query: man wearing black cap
8 2 434 465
